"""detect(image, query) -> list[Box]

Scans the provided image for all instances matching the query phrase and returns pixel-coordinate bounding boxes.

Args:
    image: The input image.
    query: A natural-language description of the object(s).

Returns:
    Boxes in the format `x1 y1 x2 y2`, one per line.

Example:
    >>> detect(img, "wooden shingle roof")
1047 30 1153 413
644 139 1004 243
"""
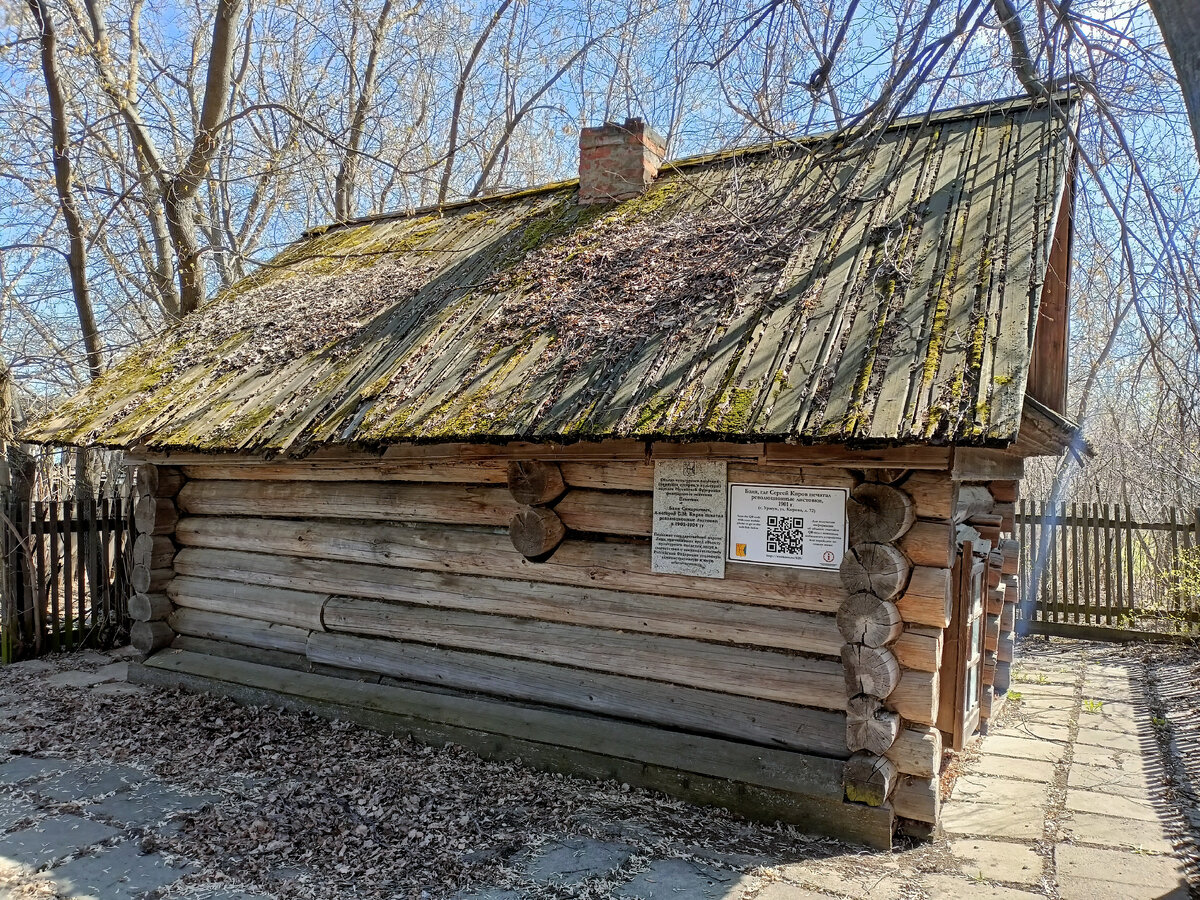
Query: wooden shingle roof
29 94 1076 454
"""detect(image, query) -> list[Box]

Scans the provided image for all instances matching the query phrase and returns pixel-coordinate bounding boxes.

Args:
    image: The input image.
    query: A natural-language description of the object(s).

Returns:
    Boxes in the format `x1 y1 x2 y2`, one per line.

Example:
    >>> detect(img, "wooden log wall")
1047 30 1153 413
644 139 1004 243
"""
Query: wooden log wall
128 465 184 656
132 445 969 840
838 476 949 828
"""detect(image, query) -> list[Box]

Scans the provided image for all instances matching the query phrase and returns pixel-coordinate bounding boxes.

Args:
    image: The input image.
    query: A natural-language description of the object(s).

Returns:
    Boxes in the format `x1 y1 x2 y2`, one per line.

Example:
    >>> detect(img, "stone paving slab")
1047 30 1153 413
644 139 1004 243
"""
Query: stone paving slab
39 840 194 898
84 782 223 828
1055 844 1189 899
34 763 147 802
922 875 1042 899
940 799 1045 840
1072 739 1147 766
0 756 80 786
1065 788 1162 822
970 754 1057 783
1060 811 1176 853
1066 761 1161 798
526 837 633 885
773 860 906 899
0 815 121 872
949 775 1051 809
612 859 751 899
950 838 1044 886
747 882 826 899
973 734 1066 763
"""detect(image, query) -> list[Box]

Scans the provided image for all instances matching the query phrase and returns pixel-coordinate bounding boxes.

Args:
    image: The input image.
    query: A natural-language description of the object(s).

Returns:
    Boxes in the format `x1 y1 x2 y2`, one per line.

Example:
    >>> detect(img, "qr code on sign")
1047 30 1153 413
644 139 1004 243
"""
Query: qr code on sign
766 515 804 556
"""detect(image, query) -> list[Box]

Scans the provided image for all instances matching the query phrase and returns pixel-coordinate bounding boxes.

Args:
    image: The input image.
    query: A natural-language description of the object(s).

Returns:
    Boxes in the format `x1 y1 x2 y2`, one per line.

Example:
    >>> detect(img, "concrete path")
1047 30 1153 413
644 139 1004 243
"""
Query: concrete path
934 641 1191 899
0 641 1194 898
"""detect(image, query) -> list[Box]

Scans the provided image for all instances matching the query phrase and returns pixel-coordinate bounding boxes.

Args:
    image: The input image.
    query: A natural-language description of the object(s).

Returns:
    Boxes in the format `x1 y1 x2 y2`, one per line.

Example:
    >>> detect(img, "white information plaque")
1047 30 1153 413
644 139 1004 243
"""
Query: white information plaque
652 460 728 579
727 484 848 570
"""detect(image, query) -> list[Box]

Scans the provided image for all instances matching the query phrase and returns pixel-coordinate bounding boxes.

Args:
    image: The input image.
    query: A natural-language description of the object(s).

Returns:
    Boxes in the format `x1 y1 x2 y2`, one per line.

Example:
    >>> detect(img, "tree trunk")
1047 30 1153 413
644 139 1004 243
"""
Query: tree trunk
1149 1 1200 163
26 0 103 379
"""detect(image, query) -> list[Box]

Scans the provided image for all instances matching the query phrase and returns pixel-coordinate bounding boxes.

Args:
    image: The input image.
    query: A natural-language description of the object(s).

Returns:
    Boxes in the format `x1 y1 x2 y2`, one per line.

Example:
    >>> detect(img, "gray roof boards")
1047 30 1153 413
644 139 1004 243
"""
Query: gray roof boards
29 94 1076 454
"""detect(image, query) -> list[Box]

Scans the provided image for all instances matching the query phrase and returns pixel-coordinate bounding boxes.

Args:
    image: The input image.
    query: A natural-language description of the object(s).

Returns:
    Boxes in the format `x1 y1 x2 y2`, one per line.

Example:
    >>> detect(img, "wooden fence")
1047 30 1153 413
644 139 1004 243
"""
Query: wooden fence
1017 500 1200 639
0 489 135 662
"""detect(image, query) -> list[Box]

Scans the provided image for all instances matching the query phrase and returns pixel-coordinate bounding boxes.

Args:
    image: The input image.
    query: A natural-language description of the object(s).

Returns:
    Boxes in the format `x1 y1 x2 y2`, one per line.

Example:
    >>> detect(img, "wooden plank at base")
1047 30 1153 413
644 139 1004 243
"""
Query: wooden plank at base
131 650 894 848
1023 619 1196 644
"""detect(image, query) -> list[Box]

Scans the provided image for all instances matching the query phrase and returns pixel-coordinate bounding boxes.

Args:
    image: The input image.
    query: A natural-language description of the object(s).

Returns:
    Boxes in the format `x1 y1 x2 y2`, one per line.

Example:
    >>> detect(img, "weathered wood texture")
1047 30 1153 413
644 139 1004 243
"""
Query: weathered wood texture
133 650 896 848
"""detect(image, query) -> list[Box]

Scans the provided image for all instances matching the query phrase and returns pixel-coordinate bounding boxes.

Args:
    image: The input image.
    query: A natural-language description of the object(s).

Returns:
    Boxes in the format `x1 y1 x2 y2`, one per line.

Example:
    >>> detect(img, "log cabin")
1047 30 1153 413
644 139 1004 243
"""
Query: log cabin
26 93 1080 847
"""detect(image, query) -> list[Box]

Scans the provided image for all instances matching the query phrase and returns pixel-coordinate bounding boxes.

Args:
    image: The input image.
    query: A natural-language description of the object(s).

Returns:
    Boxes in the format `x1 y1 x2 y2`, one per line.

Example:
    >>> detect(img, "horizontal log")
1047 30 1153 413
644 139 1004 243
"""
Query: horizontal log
893 626 942 673
951 449 1024 482
169 607 310 655
135 648 896 848
843 751 897 807
179 479 519 526
842 645 901 698
553 490 651 536
307 632 849 758
507 461 565 506
987 480 1019 503
887 669 939 726
999 539 1019 575
994 660 1012 694
894 567 952 628
901 473 955 521
846 695 900 756
887 725 942 778
997 632 1015 663
135 496 179 536
891 774 939 824
131 620 173 655
128 592 172 622
848 483 915 545
182 460 510 484
840 544 910 602
987 584 1006 615
985 614 1000 653
137 464 185 499
897 521 955 569
134 534 175 570
1001 601 1016 632
837 594 902 648
132 565 173 594
321 599 847 709
955 485 995 524
174 548 844 655
168 575 328 631
175 518 850 614
763 445 951 470
509 507 566 557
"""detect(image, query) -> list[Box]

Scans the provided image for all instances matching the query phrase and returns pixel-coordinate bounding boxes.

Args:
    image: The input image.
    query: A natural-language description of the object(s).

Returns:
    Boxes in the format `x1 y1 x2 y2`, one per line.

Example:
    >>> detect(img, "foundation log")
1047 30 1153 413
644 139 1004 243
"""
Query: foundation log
131 620 174 655
891 774 939 824
843 751 898 807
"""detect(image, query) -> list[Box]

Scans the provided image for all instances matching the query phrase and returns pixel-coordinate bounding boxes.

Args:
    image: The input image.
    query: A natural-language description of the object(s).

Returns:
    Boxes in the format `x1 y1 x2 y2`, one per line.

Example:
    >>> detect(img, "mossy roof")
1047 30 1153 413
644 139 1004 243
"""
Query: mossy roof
28 94 1075 454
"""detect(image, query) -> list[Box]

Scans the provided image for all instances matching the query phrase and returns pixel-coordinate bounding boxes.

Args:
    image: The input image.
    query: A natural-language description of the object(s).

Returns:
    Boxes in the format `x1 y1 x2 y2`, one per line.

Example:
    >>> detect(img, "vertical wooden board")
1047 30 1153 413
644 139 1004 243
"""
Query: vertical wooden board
87 497 100 633
763 136 906 436
1102 503 1114 626
1124 503 1135 619
820 127 936 432
62 500 74 649
988 111 1059 435
31 501 45 653
48 502 61 651
967 115 1017 439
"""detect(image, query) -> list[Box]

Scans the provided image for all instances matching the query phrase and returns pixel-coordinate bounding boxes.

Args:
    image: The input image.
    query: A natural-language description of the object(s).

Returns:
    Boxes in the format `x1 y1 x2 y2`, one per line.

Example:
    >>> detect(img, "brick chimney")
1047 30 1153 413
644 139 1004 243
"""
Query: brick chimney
578 118 666 205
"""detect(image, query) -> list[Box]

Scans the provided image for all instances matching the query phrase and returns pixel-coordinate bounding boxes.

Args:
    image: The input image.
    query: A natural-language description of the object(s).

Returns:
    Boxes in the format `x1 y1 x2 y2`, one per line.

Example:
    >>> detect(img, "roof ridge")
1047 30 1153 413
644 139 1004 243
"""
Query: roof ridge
305 90 1079 238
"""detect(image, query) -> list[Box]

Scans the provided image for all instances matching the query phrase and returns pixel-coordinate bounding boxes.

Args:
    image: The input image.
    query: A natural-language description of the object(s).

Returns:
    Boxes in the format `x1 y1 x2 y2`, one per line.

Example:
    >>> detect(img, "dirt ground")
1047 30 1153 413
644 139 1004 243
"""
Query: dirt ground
0 638 1196 899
